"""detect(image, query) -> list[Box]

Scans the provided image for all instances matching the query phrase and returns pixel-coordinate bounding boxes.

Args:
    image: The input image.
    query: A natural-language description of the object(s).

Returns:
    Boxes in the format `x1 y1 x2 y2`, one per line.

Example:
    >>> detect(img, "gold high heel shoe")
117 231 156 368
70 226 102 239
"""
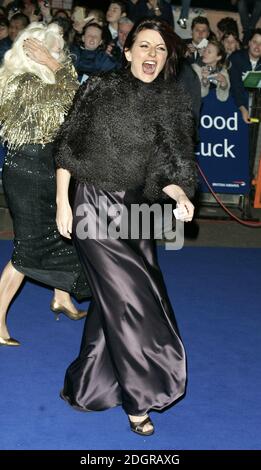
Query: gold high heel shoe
128 414 155 436
0 335 20 347
50 299 87 321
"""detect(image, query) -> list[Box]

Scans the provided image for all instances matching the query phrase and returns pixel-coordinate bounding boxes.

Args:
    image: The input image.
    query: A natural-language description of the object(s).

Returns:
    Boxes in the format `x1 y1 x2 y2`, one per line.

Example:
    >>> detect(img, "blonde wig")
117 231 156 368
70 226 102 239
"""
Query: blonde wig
0 22 67 87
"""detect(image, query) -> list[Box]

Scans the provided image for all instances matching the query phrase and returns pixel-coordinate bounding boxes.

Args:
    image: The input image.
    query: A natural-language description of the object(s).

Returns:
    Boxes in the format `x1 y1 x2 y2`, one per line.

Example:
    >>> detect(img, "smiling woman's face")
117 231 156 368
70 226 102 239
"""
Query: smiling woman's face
124 29 168 83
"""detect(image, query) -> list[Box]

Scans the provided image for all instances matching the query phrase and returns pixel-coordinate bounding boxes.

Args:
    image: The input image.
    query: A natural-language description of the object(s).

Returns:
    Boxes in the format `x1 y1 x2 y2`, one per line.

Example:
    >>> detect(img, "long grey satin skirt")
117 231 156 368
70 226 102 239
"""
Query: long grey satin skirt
61 183 186 415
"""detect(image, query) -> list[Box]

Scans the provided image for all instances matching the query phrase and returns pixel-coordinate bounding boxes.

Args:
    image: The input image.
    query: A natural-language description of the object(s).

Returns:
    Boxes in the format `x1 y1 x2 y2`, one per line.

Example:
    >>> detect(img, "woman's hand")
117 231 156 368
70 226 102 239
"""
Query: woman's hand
163 185 195 222
216 72 228 89
23 38 50 64
176 194 194 222
23 38 61 72
56 201 73 239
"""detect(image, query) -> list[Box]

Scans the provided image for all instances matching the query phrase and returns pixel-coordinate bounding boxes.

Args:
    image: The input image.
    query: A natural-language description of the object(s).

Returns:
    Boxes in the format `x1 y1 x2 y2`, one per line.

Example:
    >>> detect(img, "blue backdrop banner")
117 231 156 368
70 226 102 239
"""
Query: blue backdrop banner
196 90 250 194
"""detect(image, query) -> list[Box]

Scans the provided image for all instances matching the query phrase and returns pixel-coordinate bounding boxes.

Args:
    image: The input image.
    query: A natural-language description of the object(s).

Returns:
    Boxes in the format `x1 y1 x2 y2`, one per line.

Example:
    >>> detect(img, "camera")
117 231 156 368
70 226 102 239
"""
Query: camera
206 67 218 85
207 74 218 85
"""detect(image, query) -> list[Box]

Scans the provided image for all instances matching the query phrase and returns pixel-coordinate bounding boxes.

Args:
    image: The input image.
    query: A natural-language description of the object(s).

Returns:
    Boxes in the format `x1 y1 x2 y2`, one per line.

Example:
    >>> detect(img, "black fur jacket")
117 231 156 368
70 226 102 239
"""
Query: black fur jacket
54 69 197 202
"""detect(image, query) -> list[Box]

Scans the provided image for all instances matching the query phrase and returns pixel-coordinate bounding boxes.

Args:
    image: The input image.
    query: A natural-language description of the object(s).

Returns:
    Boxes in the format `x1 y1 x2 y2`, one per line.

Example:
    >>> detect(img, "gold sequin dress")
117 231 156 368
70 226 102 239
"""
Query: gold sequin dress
0 66 90 298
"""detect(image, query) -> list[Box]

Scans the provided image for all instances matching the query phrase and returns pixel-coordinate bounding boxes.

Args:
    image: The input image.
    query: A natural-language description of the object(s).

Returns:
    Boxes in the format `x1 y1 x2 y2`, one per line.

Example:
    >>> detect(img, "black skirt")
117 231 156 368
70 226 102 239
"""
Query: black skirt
62 183 186 415
2 144 90 299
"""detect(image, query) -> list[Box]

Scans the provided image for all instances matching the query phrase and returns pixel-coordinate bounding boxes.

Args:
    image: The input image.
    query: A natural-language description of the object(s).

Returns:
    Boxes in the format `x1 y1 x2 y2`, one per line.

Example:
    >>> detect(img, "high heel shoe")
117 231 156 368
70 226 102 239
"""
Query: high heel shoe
128 415 154 436
50 299 87 321
0 335 20 347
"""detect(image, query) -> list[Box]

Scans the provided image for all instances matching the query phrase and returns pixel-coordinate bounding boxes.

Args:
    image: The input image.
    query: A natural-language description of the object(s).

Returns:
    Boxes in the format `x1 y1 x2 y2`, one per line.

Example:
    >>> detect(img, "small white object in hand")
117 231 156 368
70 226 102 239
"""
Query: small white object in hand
173 207 187 220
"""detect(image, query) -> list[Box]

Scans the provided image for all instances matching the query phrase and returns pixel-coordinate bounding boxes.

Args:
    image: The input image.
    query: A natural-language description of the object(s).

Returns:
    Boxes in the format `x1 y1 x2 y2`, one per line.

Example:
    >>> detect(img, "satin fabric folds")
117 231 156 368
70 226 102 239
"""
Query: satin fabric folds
62 183 186 415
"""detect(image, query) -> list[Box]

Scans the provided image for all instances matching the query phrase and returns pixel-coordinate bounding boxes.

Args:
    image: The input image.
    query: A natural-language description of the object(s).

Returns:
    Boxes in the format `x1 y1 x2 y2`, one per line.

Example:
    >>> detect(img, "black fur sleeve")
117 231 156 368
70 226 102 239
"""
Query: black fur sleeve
143 88 198 202
53 75 102 174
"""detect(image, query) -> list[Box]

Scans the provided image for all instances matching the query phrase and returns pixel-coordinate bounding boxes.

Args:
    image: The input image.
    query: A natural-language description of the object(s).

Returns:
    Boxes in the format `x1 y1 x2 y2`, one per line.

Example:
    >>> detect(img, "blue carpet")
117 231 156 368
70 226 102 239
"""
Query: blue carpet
0 241 260 450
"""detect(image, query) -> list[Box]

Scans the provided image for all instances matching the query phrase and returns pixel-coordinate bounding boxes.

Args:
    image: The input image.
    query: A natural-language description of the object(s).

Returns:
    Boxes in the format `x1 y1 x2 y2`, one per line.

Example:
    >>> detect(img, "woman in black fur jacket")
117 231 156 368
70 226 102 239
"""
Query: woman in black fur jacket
54 18 197 436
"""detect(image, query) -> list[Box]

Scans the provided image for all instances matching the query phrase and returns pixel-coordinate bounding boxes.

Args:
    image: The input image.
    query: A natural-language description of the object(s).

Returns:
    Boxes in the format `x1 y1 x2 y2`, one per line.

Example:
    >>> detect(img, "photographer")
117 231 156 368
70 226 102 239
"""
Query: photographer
185 16 211 65
192 38 230 101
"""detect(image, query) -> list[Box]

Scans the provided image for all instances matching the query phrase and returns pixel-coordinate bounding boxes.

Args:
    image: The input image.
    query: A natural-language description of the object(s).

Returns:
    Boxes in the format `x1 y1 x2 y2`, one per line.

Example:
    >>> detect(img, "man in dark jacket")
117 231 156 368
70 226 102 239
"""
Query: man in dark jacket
106 17 134 65
229 28 261 123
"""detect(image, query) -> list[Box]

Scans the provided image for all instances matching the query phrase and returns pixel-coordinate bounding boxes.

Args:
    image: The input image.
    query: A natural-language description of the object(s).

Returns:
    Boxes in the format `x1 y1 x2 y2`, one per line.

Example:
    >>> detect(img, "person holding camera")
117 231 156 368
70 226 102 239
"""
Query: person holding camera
192 38 230 101
185 16 211 65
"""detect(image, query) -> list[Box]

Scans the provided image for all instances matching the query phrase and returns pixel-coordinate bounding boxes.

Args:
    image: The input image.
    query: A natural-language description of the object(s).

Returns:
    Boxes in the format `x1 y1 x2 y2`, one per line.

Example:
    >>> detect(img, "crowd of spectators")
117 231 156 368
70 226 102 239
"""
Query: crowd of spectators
0 0 260 121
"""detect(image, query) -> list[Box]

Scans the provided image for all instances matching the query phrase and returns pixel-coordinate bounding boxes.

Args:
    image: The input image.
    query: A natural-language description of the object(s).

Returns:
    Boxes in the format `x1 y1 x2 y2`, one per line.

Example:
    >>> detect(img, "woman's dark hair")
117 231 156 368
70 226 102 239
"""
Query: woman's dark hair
217 17 239 37
123 18 186 80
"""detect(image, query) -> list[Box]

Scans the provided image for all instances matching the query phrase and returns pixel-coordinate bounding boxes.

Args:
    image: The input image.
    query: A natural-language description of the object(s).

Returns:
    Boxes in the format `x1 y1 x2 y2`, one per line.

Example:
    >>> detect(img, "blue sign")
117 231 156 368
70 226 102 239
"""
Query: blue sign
196 89 250 194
